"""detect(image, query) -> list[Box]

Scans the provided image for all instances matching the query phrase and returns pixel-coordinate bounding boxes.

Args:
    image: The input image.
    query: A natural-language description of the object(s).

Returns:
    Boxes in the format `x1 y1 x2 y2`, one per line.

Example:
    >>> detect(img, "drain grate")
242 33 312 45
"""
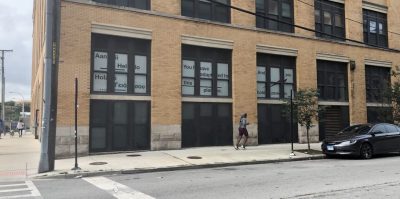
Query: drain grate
89 162 108 165
187 156 202 159
126 154 141 157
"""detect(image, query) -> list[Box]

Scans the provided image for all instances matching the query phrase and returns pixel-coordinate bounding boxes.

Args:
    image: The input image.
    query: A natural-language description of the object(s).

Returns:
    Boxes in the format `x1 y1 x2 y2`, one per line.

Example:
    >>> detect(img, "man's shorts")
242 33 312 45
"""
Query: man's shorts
238 128 248 137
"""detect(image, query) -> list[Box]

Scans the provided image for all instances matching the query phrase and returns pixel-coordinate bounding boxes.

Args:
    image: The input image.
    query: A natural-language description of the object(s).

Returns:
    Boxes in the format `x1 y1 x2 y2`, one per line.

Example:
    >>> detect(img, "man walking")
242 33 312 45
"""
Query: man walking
235 113 249 150
17 120 24 137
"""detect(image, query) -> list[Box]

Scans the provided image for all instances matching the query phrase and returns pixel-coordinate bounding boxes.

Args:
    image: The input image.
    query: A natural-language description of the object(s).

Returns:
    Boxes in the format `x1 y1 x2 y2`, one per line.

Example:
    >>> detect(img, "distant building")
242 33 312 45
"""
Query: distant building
32 0 400 158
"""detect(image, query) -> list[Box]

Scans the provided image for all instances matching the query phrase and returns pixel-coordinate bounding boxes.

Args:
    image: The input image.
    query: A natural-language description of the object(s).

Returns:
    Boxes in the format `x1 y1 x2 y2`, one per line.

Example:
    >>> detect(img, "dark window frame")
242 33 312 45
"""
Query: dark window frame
363 9 388 47
314 0 345 40
317 60 348 101
91 33 151 95
182 45 232 98
365 65 391 103
93 0 151 10
256 0 294 33
181 0 231 23
257 53 296 99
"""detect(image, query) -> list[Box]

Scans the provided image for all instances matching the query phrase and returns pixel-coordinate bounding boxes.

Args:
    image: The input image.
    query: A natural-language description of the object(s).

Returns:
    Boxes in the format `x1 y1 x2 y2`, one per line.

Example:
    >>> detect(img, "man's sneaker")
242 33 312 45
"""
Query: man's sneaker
234 145 239 150
241 145 246 150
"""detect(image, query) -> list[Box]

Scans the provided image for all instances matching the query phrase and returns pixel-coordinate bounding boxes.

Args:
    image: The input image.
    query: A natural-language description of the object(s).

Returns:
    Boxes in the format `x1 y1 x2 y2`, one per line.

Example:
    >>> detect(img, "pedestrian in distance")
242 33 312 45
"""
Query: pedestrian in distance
17 120 24 138
0 119 3 139
235 113 249 150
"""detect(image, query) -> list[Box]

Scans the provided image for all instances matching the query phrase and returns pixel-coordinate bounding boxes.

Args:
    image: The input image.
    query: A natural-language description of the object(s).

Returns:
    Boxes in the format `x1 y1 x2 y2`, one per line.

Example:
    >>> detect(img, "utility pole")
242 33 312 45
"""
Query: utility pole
0 50 13 135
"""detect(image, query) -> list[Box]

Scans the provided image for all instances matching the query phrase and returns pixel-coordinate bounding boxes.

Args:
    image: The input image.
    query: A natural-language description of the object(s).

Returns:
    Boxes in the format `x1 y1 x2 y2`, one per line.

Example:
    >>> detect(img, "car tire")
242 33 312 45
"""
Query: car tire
360 143 373 159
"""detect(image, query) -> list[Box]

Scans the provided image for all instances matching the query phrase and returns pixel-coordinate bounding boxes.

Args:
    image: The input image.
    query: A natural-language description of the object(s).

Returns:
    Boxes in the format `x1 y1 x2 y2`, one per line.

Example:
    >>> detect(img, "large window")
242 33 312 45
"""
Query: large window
314 0 345 40
182 45 231 97
257 54 296 99
363 9 388 47
256 0 294 33
93 0 150 10
317 60 348 101
91 34 151 95
365 65 390 103
182 0 231 23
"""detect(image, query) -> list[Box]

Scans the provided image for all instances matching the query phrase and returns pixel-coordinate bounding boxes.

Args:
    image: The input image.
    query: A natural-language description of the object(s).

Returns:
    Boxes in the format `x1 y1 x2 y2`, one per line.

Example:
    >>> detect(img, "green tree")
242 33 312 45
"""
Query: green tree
284 88 321 152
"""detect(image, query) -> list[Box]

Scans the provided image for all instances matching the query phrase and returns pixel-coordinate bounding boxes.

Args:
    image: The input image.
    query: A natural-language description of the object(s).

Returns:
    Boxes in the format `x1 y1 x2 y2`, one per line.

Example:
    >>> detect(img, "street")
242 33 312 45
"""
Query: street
1 155 400 199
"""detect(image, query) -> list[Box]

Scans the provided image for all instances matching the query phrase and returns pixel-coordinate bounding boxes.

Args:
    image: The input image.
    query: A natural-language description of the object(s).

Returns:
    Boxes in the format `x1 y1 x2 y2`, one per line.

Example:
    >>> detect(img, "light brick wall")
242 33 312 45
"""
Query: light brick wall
345 0 363 42
32 0 400 157
231 0 255 27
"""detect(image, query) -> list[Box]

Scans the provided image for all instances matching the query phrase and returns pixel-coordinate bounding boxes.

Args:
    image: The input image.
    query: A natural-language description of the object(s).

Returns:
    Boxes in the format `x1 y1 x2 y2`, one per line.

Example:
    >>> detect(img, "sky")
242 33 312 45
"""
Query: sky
0 0 33 102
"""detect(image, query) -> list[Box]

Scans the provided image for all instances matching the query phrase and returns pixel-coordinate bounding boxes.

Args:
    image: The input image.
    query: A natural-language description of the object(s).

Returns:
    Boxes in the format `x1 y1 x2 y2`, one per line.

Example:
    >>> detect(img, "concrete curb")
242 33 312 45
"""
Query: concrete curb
32 154 325 180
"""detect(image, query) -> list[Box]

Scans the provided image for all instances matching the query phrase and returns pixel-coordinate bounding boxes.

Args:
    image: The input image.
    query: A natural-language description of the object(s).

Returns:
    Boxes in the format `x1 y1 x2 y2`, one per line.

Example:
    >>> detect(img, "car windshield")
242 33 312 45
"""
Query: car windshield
338 124 372 135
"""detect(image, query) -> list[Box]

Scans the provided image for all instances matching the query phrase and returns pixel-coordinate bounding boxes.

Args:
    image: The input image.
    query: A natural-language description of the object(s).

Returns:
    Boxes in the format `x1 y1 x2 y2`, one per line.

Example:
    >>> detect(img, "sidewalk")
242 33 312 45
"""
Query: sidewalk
0 132 40 181
0 132 325 180
36 142 324 179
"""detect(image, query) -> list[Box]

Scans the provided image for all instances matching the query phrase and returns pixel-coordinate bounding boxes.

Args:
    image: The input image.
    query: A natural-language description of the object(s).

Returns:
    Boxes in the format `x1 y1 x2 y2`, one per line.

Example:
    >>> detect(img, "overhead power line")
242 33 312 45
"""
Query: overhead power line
207 0 400 52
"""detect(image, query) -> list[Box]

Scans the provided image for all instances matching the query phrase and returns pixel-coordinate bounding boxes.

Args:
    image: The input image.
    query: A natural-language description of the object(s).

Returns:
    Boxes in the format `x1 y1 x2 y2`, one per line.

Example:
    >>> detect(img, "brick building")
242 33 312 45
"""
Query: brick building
32 0 400 158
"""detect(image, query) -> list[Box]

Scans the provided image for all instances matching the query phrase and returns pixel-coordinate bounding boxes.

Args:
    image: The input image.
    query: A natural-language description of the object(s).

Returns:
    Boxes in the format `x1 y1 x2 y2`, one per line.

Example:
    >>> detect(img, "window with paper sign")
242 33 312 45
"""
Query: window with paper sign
91 34 150 95
257 53 296 99
182 45 231 97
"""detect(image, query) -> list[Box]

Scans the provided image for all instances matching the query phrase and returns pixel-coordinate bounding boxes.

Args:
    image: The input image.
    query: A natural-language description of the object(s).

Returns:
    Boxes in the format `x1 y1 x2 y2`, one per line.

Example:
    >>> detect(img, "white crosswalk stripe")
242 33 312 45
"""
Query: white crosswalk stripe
83 176 155 199
0 181 41 199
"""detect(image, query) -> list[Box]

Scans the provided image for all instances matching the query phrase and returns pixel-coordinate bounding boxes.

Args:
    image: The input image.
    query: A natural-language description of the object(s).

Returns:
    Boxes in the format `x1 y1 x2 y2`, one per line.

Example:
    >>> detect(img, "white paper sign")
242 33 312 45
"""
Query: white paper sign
217 80 228 96
94 51 108 72
284 69 293 83
182 78 195 95
114 74 128 93
217 63 229 80
115 53 128 73
200 62 212 79
257 66 266 82
271 67 280 82
182 60 195 77
200 79 212 96
134 75 147 93
93 72 107 92
257 83 266 98
135 55 147 74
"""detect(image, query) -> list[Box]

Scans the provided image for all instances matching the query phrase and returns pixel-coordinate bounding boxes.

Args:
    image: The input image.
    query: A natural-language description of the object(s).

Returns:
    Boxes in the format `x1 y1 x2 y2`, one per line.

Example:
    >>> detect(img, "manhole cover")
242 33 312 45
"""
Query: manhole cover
89 162 108 165
187 156 202 159
126 154 141 157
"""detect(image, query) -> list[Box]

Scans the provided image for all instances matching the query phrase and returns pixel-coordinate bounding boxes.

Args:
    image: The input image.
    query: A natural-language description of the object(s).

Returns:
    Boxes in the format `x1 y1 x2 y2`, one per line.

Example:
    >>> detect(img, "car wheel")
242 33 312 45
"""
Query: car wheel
360 143 373 159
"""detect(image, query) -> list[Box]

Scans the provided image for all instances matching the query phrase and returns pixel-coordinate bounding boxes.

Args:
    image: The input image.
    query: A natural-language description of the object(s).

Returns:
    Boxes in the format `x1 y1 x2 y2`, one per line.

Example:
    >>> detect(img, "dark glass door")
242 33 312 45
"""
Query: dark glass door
182 102 232 148
258 104 298 144
90 100 150 152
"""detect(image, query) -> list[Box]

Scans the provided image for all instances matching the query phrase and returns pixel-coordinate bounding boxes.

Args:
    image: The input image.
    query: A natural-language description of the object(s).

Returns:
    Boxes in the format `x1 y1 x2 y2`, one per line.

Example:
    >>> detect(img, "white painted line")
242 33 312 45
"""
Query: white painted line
26 180 41 197
0 187 30 193
0 183 25 188
83 176 155 199
0 194 33 199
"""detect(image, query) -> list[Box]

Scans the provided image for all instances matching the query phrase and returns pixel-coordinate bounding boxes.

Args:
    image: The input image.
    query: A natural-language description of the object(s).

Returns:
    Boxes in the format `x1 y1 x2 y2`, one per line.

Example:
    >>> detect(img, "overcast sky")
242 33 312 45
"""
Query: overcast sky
0 0 32 102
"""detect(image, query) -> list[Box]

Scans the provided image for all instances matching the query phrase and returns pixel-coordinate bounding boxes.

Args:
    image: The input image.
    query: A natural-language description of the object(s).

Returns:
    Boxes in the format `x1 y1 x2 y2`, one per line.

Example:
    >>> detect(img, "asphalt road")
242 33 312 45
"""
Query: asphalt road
2 154 400 199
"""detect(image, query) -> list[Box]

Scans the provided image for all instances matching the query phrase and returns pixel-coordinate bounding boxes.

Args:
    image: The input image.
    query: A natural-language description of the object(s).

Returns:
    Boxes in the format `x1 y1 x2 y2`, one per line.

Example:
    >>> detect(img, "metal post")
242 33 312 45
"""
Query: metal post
72 78 80 171
0 50 13 136
290 90 295 156
39 0 55 173
35 109 39 139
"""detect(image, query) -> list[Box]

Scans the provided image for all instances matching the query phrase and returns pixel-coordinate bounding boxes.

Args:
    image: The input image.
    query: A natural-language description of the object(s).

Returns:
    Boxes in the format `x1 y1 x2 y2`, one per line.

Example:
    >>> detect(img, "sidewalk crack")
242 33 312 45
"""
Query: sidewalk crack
161 152 195 166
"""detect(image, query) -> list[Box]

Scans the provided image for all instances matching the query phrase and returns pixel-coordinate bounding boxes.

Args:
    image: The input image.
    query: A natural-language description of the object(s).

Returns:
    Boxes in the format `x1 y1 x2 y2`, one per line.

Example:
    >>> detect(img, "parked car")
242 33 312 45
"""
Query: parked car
321 123 400 159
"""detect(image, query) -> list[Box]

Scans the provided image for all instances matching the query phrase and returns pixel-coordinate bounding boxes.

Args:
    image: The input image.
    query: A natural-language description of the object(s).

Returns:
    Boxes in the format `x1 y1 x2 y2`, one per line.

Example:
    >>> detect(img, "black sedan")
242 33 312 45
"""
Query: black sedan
321 123 400 159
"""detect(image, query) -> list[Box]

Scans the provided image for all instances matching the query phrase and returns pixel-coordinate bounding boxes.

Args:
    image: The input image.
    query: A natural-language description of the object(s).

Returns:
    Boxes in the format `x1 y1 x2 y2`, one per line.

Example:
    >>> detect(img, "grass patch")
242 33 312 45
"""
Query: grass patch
295 149 322 155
